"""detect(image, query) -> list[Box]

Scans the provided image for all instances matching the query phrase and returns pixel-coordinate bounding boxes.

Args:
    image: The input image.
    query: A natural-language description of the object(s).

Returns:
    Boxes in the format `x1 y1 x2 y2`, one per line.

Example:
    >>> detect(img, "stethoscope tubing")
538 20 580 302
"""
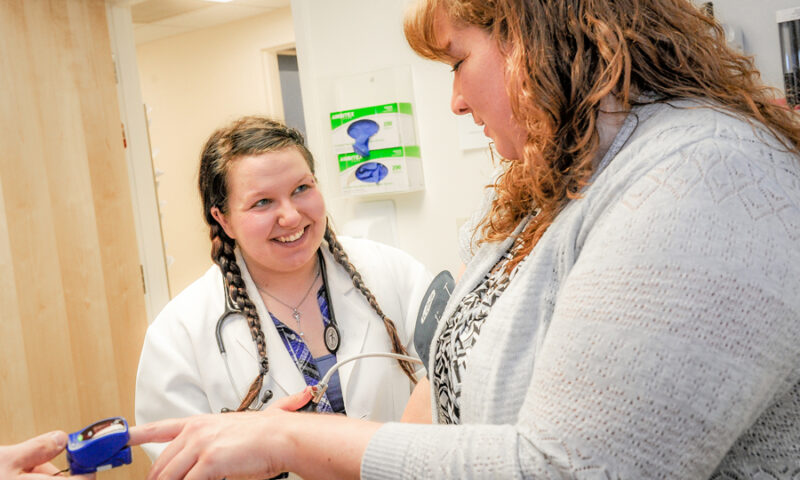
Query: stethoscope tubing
312 352 422 403
214 248 343 409
215 293 238 355
316 248 340 337
215 275 245 404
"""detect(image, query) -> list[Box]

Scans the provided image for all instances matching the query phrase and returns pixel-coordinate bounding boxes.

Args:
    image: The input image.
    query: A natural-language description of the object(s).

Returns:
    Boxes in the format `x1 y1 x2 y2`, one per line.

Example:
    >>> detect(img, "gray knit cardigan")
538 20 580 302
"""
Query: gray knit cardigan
361 100 800 479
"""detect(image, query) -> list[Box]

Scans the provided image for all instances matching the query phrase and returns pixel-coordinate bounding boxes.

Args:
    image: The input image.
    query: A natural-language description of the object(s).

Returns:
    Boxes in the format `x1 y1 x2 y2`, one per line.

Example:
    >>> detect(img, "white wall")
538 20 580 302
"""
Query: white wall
710 0 800 91
136 0 799 293
291 0 494 277
136 8 295 294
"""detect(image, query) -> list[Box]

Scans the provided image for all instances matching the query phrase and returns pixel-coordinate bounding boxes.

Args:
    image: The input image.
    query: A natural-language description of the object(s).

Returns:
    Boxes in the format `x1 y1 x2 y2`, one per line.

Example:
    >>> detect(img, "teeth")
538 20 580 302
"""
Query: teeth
277 229 304 243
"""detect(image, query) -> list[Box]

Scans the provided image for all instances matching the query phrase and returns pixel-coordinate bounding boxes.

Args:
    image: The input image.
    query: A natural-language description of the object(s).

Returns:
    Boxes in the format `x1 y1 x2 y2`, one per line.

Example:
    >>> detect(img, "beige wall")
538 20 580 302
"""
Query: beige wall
0 1 149 477
136 8 295 295
291 0 493 276
137 1 499 293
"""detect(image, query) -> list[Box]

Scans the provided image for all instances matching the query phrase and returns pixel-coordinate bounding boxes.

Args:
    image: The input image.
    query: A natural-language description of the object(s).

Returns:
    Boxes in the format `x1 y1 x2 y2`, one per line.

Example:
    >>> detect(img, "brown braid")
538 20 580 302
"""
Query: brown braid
323 223 418 384
210 223 269 411
200 116 313 411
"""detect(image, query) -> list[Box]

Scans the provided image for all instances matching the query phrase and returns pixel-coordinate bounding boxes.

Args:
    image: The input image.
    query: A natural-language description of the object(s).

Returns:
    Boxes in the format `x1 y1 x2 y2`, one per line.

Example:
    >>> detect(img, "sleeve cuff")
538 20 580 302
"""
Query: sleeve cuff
361 422 425 479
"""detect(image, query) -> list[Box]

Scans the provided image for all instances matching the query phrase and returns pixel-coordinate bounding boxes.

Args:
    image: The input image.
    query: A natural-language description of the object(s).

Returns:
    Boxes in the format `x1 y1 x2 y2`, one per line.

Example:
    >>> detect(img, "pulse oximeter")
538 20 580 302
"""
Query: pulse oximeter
66 417 132 474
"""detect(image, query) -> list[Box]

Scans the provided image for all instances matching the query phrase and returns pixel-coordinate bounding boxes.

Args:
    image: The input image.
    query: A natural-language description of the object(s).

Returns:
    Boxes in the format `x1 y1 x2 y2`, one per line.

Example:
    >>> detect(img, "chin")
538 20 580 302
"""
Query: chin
270 255 314 275
487 136 519 160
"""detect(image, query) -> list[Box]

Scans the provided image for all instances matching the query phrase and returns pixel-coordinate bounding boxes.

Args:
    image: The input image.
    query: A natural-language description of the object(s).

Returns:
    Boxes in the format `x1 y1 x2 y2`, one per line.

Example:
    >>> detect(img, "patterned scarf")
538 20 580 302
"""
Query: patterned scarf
434 234 528 424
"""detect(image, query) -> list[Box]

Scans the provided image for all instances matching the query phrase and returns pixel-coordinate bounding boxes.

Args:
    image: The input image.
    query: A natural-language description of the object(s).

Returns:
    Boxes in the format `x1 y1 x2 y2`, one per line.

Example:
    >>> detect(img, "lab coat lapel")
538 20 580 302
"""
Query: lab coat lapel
235 250 307 398
320 247 370 406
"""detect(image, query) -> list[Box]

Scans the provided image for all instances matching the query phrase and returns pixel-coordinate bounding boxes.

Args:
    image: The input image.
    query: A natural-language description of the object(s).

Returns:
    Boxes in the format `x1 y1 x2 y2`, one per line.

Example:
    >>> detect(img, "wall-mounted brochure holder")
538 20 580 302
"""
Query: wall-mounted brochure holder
329 66 424 197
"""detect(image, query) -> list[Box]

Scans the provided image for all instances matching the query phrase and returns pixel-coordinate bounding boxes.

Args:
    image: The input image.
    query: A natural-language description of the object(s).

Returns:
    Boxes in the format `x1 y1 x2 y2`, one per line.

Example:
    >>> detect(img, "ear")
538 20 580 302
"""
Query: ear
210 206 236 240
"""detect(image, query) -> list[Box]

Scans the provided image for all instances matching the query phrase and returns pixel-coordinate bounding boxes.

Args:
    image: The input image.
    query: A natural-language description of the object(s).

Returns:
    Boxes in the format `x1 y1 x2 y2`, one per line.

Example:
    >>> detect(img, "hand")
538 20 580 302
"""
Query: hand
0 431 95 479
130 387 313 480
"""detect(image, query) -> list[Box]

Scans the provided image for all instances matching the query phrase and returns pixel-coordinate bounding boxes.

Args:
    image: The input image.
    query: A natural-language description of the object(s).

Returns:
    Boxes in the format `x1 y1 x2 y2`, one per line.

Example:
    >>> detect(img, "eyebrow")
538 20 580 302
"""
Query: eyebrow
439 39 458 62
297 173 315 183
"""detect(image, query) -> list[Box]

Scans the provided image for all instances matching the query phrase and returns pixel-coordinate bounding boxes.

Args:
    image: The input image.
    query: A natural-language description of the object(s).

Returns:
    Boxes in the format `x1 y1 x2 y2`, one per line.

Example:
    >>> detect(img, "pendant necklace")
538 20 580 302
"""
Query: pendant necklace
259 267 321 337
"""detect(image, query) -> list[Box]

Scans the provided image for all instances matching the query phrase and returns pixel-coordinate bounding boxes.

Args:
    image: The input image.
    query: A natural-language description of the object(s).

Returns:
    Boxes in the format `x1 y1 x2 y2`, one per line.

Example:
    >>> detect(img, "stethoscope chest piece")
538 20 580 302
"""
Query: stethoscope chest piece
317 248 342 355
324 324 340 353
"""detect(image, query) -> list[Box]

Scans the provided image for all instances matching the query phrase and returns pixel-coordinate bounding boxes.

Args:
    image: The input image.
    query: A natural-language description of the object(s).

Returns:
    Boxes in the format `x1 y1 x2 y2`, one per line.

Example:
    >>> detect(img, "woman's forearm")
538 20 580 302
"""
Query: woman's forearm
281 413 382 480
130 390 383 480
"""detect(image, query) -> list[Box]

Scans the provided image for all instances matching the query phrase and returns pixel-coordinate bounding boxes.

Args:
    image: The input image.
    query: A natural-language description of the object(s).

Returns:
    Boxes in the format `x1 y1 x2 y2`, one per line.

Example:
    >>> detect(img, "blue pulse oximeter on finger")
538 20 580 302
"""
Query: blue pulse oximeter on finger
66 417 132 474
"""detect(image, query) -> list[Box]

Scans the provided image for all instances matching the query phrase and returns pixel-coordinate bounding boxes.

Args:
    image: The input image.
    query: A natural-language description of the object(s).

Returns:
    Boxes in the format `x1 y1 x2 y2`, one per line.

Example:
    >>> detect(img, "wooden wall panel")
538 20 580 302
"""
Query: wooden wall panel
0 180 38 443
0 1 150 478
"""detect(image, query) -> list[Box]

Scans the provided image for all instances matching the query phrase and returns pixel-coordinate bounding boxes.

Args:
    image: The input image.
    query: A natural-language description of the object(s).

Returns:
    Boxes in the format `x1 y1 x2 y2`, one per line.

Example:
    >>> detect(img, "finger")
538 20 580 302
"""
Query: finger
19 474 67 480
128 418 188 446
8 431 67 470
182 453 227 480
18 471 93 480
30 463 95 479
273 386 313 412
20 474 94 480
151 438 199 480
183 450 277 480
31 461 60 474
146 424 192 480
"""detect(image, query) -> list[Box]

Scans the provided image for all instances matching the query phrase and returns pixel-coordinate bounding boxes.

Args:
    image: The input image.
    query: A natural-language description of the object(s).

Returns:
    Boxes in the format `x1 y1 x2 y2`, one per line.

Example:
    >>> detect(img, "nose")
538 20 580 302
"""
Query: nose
276 200 301 228
450 81 470 116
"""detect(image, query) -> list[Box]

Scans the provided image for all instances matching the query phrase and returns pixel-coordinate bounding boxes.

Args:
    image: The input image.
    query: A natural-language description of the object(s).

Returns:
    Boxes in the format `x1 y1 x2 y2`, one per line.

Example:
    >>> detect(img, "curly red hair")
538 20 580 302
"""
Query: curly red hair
405 0 800 269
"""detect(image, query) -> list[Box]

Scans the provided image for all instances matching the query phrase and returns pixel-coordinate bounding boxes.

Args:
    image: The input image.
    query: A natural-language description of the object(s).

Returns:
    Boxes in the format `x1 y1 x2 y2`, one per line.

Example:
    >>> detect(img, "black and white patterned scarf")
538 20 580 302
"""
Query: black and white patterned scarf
433 235 527 424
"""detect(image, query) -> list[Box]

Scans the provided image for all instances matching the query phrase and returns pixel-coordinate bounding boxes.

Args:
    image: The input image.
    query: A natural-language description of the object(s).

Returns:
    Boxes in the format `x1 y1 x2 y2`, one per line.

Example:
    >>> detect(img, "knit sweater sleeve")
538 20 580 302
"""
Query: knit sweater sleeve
361 130 800 478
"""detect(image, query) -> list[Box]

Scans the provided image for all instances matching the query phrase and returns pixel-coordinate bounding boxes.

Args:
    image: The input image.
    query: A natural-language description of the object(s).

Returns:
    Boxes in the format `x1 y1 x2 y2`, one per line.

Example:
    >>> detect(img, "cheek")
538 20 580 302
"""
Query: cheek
459 75 482 107
307 191 327 221
240 214 275 238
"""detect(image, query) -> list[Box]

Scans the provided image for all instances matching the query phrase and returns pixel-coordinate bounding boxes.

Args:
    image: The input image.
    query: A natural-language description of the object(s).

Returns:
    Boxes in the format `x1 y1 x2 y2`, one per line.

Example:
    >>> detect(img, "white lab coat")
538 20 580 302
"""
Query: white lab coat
135 237 432 461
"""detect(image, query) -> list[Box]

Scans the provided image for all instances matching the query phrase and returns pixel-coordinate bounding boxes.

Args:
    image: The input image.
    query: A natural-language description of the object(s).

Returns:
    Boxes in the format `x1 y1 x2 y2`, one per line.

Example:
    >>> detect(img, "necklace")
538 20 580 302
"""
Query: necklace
258 267 321 337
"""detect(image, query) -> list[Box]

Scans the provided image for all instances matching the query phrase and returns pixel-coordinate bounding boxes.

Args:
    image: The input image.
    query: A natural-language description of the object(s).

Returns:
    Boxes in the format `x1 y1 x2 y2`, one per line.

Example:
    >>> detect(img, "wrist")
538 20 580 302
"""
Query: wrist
271 410 306 473
268 410 380 479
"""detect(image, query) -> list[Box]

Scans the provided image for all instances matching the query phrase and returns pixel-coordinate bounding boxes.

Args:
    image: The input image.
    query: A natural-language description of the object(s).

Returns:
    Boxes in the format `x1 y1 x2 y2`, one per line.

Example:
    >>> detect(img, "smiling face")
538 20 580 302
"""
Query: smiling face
436 12 527 160
211 146 326 279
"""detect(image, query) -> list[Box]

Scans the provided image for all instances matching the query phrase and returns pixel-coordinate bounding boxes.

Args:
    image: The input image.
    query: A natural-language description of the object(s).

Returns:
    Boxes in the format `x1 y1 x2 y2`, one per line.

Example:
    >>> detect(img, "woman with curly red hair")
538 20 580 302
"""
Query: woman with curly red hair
131 1 800 478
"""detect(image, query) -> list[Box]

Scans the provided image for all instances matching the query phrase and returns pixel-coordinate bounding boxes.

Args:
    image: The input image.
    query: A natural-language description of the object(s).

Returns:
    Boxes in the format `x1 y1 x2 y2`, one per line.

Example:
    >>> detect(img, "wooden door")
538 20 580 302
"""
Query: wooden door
0 0 150 478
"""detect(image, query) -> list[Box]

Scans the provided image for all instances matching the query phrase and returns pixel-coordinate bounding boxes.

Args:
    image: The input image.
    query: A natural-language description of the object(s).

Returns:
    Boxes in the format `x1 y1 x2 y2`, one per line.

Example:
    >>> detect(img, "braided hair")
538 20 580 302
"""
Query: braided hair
323 224 418 383
199 116 416 410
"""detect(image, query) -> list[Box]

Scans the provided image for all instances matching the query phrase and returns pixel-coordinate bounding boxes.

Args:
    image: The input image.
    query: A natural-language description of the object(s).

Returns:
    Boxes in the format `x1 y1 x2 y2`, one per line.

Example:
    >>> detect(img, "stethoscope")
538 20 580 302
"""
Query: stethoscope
214 249 343 411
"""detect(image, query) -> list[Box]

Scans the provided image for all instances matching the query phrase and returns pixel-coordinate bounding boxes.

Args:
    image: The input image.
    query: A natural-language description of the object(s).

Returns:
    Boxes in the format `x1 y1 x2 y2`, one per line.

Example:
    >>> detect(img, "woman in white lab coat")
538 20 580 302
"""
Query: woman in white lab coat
135 116 431 460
